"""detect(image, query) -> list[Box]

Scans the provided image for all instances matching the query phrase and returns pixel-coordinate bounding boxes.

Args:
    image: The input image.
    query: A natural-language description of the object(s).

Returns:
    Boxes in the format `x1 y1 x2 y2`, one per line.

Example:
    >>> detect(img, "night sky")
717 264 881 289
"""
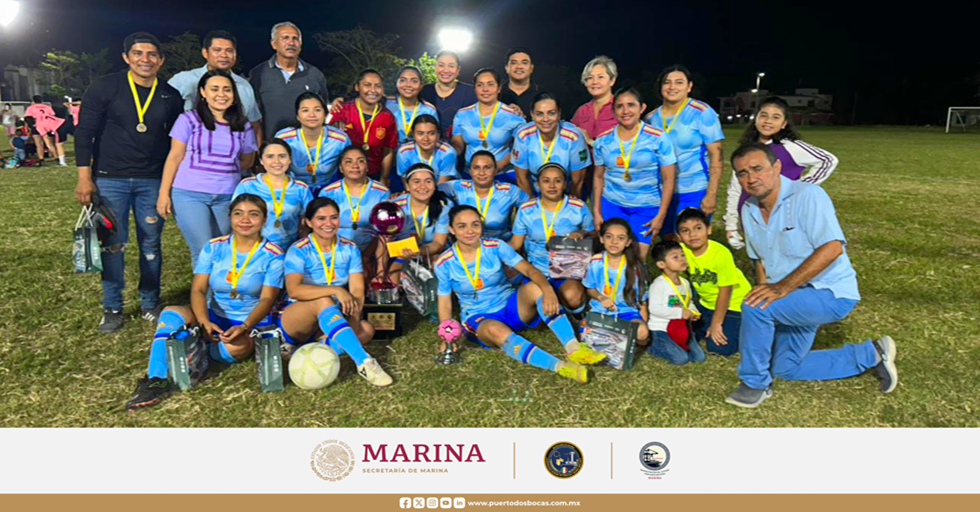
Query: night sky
2 0 977 124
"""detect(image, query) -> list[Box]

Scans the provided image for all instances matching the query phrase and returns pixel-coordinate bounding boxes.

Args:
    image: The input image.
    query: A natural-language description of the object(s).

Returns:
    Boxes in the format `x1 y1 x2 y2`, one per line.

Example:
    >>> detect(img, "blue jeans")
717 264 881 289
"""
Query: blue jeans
171 187 232 269
95 177 164 311
694 307 741 356
649 329 706 365
738 286 878 389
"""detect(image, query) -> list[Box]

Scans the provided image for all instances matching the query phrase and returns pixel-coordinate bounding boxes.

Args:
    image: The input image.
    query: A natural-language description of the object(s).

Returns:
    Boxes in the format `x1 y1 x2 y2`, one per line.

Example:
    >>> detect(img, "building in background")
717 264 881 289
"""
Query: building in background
719 88 834 125
2 65 46 102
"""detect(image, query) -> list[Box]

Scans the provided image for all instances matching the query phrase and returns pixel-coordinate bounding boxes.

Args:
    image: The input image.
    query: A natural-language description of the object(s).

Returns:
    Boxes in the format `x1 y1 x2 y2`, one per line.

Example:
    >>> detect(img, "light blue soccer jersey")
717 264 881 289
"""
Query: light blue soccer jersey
318 179 391 251
233 174 314 248
396 140 459 181
643 99 724 194
386 98 440 143
512 197 593 277
435 239 525 322
284 235 363 288
392 194 451 245
593 122 677 208
512 121 592 193
194 236 285 322
451 102 525 166
582 252 649 317
275 126 350 186
439 180 530 241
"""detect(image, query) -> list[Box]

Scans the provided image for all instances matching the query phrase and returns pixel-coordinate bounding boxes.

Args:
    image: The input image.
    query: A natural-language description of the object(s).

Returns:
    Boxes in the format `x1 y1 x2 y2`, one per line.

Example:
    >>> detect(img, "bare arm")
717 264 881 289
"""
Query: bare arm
451 134 466 155
700 141 724 215
592 164 606 230
251 121 264 148
437 294 453 323
514 166 534 196
644 163 676 237
239 151 256 173
156 138 188 219
571 169 586 199
508 234 526 252
513 259 560 316
380 147 394 186
754 259 767 285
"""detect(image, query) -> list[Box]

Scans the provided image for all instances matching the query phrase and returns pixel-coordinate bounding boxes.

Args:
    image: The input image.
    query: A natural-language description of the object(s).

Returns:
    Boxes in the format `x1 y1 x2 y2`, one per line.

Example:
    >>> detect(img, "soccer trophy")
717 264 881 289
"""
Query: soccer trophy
369 201 405 305
436 319 462 365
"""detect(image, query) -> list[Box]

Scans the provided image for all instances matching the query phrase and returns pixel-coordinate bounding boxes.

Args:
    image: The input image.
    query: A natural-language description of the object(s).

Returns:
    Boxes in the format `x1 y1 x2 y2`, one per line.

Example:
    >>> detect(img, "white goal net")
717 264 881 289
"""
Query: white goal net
945 107 980 133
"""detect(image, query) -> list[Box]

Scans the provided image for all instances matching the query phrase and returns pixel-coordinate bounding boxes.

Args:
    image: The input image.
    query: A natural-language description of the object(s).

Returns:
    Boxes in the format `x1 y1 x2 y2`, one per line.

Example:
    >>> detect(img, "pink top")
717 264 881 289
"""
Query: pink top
24 104 65 135
70 105 81 126
570 98 617 143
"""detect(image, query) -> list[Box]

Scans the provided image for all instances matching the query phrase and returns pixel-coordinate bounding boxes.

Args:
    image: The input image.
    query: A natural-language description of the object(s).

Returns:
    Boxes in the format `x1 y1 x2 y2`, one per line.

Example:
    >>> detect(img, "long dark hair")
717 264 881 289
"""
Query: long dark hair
656 64 694 100
739 96 802 146
195 69 247 132
405 163 450 222
597 218 648 309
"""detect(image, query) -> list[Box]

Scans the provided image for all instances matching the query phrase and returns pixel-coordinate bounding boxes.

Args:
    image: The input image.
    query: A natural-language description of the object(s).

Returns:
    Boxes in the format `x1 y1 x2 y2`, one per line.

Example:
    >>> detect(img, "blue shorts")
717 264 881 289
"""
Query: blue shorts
521 276 567 293
661 189 713 235
208 310 273 363
600 196 665 245
463 291 541 348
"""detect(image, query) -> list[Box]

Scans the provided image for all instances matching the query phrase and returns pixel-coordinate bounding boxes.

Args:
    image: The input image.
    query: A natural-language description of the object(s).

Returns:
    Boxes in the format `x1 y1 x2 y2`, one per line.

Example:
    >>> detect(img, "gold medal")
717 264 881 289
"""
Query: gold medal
306 163 315 174
228 236 261 302
274 219 282 228
136 123 147 133
356 99 379 155
352 222 358 230
229 290 239 299
481 141 488 149
623 170 632 182
617 124 641 185
127 72 157 136
362 144 371 151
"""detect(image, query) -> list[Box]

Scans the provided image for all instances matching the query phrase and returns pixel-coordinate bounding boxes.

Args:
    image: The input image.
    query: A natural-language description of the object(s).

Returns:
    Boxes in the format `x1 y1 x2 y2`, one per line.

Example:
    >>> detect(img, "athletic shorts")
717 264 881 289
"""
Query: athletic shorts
208 310 272 362
463 291 541 348
521 276 567 294
600 196 665 245
54 122 71 144
661 190 713 235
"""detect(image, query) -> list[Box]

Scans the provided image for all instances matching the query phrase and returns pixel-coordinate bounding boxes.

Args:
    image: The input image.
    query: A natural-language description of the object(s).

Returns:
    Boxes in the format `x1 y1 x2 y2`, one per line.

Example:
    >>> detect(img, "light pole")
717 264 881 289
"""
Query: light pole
749 72 765 118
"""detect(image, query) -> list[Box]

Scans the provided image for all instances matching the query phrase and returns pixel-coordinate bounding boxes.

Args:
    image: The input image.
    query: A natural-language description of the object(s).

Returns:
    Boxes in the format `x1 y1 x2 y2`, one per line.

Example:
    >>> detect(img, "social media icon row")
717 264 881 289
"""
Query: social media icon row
400 497 465 508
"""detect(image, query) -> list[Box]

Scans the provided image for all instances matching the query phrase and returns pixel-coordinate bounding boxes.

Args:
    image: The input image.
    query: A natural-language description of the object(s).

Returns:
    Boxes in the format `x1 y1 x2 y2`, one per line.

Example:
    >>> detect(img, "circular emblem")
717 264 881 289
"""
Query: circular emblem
639 442 670 471
375 126 387 140
310 440 355 481
545 442 584 478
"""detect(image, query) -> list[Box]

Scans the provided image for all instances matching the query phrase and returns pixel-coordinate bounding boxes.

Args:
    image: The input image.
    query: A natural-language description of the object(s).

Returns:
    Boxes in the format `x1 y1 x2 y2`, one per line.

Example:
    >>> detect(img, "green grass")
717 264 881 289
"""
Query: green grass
1 126 978 428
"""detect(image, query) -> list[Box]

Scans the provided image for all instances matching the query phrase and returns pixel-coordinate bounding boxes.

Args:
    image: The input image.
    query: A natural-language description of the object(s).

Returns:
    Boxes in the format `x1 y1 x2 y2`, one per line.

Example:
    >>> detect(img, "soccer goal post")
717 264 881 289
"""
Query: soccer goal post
945 107 980 133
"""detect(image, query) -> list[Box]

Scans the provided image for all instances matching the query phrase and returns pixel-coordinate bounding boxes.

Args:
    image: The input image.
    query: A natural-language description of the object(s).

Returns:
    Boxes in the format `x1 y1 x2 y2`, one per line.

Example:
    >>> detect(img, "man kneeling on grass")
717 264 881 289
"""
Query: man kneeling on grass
726 143 897 408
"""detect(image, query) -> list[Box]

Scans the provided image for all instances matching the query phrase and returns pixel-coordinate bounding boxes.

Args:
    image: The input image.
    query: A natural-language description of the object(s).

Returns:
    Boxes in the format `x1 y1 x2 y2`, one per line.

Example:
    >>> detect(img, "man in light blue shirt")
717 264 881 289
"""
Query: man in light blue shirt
167 30 264 142
726 143 898 408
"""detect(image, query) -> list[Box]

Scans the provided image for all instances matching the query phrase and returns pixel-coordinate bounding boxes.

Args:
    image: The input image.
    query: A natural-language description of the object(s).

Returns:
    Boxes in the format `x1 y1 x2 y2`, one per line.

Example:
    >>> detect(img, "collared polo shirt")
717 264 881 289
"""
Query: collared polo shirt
741 176 860 300
168 64 263 122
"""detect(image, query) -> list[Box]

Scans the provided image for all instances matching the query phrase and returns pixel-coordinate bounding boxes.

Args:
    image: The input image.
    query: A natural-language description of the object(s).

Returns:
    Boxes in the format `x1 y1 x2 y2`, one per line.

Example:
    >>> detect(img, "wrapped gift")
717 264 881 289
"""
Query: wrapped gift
547 236 593 280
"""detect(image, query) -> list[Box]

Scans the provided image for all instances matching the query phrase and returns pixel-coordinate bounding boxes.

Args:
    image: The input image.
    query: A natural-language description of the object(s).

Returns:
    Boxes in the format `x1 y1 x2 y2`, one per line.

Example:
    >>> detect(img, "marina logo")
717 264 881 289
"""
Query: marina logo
311 439 356 481
544 442 584 478
639 442 670 478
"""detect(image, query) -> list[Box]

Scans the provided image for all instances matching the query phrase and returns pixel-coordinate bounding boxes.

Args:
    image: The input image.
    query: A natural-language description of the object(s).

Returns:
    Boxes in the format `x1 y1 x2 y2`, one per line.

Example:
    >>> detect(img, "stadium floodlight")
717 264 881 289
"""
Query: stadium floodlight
438 28 473 53
751 88 759 94
0 0 20 27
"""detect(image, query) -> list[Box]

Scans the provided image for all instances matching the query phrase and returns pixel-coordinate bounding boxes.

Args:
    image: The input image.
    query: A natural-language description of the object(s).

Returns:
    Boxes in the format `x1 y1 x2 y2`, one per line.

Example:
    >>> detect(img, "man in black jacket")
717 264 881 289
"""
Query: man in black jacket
74 32 183 333
249 21 329 139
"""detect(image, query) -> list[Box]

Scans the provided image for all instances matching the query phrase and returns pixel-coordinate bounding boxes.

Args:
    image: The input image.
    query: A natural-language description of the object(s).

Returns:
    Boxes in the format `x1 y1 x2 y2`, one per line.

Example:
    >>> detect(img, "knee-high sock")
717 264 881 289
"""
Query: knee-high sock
503 332 560 372
536 296 580 352
318 305 369 366
147 310 186 379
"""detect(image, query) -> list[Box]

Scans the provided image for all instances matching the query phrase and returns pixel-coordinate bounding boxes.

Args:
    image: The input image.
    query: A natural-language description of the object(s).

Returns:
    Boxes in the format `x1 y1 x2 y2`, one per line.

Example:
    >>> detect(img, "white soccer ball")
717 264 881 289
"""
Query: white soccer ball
288 343 340 390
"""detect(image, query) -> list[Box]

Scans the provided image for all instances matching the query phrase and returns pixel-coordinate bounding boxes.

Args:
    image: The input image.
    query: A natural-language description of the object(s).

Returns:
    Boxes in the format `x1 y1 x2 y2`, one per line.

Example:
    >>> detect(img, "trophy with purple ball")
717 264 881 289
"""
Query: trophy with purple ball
369 201 405 305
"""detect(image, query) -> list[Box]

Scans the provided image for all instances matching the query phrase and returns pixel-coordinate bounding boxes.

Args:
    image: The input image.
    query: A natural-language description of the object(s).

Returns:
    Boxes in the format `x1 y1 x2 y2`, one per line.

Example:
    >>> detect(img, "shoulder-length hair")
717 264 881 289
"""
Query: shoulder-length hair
195 69 248 132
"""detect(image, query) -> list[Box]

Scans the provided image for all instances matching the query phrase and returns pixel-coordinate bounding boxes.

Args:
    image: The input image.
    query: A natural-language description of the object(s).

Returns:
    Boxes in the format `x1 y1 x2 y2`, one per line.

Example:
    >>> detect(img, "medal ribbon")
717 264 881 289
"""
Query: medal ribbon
538 197 566 241
538 129 559 165
603 253 626 302
229 236 262 293
264 175 290 221
299 128 324 178
127 71 158 127
478 102 500 140
417 146 435 166
473 184 494 220
309 235 338 286
356 100 380 146
343 179 369 223
665 276 691 310
398 97 420 137
617 124 641 174
660 98 690 134
410 196 429 241
454 243 482 291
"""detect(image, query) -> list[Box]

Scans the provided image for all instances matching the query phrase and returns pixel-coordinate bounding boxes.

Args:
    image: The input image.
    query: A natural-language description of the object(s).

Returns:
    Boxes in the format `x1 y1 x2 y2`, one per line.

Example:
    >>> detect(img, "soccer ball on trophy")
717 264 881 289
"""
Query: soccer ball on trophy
288 343 340 390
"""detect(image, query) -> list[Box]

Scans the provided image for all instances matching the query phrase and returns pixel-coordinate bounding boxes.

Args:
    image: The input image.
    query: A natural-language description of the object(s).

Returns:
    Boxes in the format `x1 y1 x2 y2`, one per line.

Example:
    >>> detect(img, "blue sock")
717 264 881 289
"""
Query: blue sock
536 296 579 351
317 305 369 366
503 332 560 372
147 310 185 379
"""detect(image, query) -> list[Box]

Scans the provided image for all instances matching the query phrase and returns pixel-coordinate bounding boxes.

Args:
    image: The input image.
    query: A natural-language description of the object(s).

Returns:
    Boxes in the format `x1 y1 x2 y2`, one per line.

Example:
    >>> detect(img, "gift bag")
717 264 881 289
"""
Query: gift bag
252 325 285 393
581 311 639 371
403 257 438 317
72 205 102 273
166 325 209 391
547 236 593 280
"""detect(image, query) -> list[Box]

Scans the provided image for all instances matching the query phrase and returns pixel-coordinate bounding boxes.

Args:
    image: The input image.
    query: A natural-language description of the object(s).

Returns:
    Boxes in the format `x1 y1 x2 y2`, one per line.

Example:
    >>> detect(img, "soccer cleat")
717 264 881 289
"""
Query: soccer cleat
141 306 163 324
357 358 393 387
125 377 172 411
557 361 589 384
98 309 125 333
725 383 773 408
568 345 607 365
872 336 898 394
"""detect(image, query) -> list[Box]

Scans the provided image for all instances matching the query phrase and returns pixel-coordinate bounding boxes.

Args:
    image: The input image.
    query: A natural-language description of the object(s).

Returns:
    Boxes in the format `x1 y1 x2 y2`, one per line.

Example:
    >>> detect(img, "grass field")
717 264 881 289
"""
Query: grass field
1 126 978 428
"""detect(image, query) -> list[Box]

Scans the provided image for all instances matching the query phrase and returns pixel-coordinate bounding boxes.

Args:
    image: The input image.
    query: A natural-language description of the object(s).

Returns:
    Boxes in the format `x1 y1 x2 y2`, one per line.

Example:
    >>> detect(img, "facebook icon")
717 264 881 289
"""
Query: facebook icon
400 498 411 508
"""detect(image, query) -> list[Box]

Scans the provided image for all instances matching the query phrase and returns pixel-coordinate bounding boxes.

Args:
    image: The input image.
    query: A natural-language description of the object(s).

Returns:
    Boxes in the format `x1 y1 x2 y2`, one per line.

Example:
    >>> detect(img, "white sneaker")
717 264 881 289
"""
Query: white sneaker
357 358 393 387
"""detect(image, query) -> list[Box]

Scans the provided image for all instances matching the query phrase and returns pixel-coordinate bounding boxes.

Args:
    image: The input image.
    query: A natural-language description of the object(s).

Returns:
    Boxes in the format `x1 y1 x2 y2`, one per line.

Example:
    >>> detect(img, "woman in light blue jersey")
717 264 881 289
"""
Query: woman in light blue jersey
451 68 525 182
233 139 314 248
438 150 530 242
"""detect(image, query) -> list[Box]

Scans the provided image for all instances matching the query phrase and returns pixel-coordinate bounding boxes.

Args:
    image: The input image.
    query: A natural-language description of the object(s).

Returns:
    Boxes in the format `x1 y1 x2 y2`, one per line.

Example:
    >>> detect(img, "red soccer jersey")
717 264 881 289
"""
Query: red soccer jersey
334 100 398 178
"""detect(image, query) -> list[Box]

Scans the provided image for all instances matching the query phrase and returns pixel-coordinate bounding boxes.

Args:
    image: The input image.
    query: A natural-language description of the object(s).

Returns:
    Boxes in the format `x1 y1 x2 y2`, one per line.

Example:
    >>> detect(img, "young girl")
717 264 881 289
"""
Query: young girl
331 69 399 184
582 218 651 347
276 92 350 189
233 139 314 248
277 197 392 387
646 240 706 365
125 194 284 410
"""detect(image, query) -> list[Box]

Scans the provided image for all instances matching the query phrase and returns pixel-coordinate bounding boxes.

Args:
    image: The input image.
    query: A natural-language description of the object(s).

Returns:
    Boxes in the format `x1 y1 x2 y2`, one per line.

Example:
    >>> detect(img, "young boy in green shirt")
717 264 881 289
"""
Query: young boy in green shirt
675 208 750 356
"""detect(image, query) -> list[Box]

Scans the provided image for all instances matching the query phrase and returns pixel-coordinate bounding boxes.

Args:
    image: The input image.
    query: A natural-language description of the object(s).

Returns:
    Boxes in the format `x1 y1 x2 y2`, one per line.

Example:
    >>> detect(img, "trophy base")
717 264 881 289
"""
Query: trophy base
435 346 461 365
371 286 400 305
364 299 404 341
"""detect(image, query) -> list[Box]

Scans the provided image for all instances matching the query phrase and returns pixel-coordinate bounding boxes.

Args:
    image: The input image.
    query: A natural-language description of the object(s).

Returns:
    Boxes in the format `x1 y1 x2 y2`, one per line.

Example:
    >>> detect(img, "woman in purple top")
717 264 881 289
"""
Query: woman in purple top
723 96 839 249
158 69 258 267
